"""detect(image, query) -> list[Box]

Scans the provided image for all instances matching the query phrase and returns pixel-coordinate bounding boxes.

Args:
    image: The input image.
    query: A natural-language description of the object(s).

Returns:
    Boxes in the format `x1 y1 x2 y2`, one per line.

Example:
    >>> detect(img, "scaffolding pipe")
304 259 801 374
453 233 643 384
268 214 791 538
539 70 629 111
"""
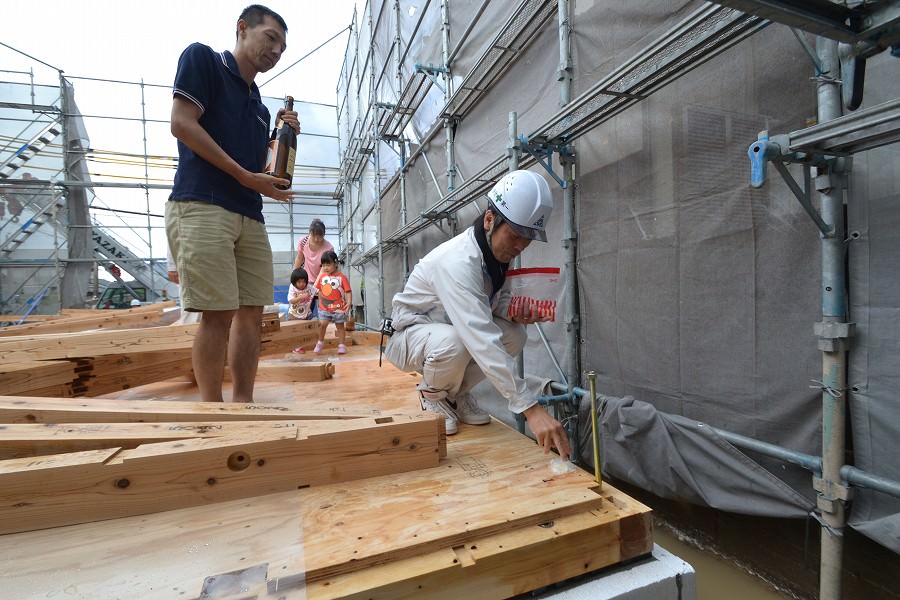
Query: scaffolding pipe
395 0 411 281
814 36 849 600
508 112 525 386
446 0 492 67
139 79 158 300
441 0 456 192
558 0 580 396
508 112 520 171
369 5 385 320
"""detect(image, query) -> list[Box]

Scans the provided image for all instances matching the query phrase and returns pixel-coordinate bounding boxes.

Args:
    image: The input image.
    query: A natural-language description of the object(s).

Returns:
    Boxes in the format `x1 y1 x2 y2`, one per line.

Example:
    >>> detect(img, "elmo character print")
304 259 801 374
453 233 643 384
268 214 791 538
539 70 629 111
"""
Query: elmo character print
316 273 351 313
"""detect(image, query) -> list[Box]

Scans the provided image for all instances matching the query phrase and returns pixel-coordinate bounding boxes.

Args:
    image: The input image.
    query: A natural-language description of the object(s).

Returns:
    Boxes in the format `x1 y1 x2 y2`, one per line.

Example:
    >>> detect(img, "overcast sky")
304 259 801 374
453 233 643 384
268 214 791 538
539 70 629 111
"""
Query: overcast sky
0 0 360 105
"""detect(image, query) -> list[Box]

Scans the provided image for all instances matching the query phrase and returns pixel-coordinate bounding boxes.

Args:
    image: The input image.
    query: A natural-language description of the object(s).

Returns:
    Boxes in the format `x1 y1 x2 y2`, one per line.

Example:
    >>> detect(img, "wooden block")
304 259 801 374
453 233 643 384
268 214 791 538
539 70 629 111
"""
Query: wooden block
0 395 383 424
226 360 335 383
260 320 321 356
260 313 281 334
350 330 383 346
0 413 445 534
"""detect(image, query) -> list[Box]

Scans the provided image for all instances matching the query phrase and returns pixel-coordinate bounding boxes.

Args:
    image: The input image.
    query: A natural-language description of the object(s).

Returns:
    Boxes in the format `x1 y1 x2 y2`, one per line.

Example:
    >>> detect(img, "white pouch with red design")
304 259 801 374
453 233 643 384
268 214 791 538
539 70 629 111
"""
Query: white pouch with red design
504 267 563 322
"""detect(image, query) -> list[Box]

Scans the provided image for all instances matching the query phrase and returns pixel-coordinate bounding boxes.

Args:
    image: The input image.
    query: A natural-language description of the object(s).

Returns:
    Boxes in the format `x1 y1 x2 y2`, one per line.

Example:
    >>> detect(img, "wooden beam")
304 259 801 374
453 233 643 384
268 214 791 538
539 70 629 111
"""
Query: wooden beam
225 360 335 383
0 396 383 424
0 420 319 458
0 315 65 323
0 325 200 364
0 359 76 394
0 413 445 534
0 302 179 337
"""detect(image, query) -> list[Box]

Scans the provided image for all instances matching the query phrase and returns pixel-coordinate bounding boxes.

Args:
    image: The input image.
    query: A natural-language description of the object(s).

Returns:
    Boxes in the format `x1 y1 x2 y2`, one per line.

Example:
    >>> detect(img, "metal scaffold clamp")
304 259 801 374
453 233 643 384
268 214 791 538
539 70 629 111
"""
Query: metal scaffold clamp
518 134 574 189
414 63 448 95
747 130 836 238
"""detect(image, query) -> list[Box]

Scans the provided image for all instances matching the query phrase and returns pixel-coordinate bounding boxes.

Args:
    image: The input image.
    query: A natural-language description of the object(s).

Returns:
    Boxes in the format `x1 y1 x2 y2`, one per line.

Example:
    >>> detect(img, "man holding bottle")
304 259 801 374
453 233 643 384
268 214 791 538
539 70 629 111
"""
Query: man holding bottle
166 4 299 403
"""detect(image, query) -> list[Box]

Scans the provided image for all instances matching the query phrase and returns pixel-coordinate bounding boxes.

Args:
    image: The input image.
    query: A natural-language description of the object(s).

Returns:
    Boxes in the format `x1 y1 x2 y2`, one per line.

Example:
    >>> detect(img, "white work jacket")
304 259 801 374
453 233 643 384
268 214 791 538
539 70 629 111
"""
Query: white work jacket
389 227 534 413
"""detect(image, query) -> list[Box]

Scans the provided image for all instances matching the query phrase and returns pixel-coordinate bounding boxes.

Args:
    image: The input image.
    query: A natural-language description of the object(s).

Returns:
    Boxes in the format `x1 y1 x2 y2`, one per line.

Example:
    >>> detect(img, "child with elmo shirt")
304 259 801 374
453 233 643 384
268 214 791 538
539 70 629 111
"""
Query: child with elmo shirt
313 251 352 354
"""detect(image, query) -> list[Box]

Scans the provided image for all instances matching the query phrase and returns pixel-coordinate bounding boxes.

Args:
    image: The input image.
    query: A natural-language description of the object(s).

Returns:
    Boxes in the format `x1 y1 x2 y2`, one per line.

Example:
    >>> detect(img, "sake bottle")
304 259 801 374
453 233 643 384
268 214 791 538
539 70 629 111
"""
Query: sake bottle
264 96 297 190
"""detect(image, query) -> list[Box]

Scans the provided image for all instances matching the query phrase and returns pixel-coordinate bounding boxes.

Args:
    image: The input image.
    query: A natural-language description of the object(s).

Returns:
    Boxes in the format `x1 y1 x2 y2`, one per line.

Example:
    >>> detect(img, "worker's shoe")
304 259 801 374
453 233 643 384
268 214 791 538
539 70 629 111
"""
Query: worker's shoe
451 393 492 425
417 385 458 435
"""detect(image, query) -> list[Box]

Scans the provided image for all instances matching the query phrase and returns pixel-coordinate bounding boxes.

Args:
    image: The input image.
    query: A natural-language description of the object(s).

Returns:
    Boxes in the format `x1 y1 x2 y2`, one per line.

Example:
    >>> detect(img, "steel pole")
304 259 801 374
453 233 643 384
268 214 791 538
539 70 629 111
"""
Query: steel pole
559 0 580 406
814 36 850 600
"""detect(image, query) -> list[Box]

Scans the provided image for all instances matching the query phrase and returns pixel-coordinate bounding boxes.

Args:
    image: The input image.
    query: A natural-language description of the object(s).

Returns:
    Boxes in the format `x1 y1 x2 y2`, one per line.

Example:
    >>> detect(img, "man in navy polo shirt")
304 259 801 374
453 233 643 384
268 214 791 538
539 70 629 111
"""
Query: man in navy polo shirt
166 4 299 403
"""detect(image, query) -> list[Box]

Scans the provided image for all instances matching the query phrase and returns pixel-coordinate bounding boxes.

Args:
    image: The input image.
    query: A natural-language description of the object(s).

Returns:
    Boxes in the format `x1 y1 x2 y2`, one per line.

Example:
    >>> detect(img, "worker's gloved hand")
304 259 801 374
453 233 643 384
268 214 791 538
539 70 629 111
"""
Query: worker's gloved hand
522 404 571 461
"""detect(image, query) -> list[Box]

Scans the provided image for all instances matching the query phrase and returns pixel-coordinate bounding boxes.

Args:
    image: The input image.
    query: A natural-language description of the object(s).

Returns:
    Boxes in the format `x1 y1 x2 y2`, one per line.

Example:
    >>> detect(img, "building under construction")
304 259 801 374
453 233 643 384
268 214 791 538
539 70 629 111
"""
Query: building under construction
1 1 899 599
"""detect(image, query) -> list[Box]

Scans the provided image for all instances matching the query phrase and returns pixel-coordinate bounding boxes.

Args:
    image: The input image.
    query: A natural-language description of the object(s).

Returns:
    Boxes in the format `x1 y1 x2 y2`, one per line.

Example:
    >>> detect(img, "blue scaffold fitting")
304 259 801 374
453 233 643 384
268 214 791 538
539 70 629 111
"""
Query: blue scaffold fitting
748 130 783 188
519 133 573 189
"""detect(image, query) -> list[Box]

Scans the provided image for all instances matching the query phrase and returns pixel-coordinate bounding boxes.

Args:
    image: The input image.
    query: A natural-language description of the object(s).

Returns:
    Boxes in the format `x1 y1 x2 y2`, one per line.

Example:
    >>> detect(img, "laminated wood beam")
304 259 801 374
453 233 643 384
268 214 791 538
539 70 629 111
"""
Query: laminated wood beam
10 383 75 398
0 419 318 458
0 413 445 534
0 395 382 424
0 315 64 323
74 358 194 397
0 319 321 364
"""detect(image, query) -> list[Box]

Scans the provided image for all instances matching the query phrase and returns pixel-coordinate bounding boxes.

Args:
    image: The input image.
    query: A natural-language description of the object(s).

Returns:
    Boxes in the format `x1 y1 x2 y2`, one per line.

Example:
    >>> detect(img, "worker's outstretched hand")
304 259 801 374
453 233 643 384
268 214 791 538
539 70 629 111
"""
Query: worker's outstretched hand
523 404 571 462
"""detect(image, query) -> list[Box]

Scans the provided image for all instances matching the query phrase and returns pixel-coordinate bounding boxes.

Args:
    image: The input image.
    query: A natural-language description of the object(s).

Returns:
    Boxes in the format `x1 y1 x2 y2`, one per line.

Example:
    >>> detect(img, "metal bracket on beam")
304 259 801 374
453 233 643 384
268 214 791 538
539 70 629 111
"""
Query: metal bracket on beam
748 130 836 238
414 63 448 95
420 209 456 233
519 134 574 189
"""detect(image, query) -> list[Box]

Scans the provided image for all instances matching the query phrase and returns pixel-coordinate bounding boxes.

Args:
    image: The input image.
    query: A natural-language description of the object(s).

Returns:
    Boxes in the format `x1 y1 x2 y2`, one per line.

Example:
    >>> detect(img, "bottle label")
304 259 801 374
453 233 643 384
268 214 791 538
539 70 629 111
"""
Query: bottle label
286 147 296 178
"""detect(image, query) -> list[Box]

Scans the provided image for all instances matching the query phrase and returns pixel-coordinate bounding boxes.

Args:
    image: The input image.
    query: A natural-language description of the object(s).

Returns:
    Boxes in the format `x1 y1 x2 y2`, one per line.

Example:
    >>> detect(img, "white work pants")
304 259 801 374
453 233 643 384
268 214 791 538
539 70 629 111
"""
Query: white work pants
385 318 526 400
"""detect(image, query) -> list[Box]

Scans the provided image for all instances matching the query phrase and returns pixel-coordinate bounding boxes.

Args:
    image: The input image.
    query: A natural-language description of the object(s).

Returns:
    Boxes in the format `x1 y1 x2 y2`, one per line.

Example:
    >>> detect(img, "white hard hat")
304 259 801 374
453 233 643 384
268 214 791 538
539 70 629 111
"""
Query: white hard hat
486 170 553 242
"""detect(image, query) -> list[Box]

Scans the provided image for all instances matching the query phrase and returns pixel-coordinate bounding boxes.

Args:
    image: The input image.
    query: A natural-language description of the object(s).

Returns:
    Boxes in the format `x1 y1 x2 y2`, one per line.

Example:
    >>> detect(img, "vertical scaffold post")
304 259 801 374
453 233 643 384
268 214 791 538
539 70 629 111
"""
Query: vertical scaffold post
814 36 852 600
558 0 581 412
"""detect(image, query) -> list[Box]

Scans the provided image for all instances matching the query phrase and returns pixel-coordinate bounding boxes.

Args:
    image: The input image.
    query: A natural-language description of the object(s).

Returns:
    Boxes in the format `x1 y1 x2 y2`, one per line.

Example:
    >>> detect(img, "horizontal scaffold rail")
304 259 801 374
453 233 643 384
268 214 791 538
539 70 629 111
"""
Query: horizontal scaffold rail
352 5 767 267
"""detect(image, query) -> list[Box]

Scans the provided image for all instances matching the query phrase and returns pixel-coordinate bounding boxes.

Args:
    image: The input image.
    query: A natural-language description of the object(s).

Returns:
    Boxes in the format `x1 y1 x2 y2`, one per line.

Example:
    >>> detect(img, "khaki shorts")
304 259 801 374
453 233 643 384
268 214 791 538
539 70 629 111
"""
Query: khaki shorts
165 200 273 311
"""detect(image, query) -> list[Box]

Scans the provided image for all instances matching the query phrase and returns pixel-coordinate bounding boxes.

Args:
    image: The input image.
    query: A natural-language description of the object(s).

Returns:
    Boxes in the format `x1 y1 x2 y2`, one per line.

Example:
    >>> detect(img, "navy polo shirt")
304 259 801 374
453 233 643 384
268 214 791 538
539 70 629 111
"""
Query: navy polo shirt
169 43 271 223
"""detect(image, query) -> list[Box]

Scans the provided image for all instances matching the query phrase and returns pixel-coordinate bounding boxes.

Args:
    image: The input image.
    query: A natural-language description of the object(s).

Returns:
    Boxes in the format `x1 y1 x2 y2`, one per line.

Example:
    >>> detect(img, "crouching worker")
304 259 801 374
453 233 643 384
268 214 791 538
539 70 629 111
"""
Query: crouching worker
383 170 570 460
